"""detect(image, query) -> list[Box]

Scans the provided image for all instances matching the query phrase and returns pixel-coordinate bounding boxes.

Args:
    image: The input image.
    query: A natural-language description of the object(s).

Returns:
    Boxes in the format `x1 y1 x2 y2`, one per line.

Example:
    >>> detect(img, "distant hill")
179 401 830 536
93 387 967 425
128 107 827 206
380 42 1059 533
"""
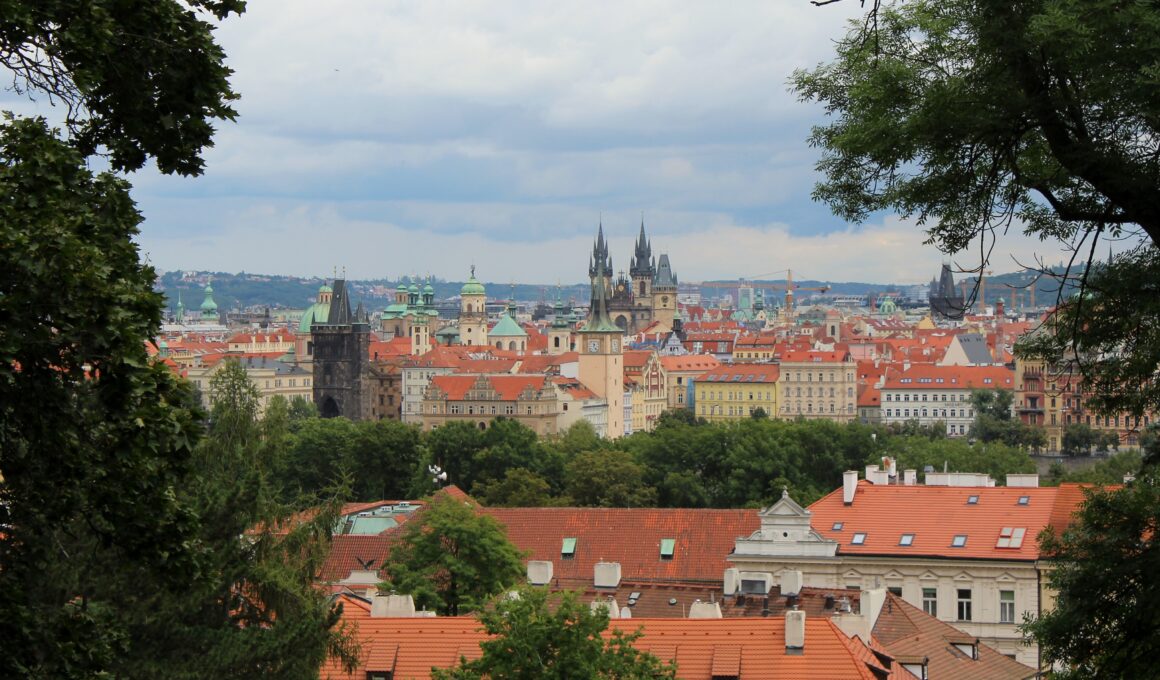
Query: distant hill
156 265 1085 315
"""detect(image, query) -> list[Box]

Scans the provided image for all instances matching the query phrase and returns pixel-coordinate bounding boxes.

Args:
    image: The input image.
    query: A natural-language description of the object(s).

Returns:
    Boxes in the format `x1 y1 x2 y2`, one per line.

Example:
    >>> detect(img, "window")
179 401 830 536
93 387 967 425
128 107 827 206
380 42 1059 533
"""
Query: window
967 495 979 505
832 522 844 531
888 586 902 596
951 534 967 548
922 588 937 617
996 527 1026 548
1018 495 1030 505
561 537 577 559
660 538 675 560
899 533 914 546
957 588 972 621
1000 590 1015 624
851 532 867 545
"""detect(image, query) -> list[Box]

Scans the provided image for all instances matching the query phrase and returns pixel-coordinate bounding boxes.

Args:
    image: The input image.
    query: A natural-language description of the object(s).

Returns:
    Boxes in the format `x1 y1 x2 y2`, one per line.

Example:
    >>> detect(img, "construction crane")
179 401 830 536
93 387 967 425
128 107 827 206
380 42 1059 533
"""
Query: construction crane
696 269 830 322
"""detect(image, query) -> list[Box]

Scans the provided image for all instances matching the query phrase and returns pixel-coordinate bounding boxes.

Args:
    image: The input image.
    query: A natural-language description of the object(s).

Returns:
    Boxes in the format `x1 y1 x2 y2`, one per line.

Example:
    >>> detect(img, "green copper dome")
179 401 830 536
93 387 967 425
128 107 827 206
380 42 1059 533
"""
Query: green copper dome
423 282 435 295
200 283 218 313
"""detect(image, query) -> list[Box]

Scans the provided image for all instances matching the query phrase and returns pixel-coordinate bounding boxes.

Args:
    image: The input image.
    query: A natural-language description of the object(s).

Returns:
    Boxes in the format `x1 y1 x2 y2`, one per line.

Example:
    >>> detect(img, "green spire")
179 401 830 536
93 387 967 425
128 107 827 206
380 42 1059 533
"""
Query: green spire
582 248 620 333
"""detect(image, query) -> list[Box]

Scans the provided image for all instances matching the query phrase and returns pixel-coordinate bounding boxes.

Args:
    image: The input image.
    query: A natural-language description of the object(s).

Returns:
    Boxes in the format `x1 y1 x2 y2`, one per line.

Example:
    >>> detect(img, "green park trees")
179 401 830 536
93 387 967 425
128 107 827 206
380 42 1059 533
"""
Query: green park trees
381 493 526 616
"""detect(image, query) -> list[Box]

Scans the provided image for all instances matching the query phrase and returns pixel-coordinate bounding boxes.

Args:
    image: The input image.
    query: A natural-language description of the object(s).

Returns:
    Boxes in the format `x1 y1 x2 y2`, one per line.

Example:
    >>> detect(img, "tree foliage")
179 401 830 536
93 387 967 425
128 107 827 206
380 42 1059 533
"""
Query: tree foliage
123 361 358 678
0 0 245 175
1024 463 1160 677
382 494 525 616
799 1 1160 674
433 587 676 680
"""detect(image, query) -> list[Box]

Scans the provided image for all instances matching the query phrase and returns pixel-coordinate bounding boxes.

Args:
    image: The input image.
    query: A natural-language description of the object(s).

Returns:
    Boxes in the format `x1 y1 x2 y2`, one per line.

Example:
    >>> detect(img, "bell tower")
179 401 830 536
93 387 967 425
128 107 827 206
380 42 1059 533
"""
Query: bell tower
578 227 624 439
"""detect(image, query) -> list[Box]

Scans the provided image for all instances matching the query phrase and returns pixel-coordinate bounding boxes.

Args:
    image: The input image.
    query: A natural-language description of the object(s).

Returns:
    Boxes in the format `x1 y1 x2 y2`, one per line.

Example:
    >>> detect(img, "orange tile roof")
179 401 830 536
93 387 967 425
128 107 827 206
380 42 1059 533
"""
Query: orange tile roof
778 349 852 363
428 374 548 401
484 507 759 584
321 612 889 679
880 364 1014 390
873 593 1033 680
698 364 780 383
808 481 1088 561
660 355 721 372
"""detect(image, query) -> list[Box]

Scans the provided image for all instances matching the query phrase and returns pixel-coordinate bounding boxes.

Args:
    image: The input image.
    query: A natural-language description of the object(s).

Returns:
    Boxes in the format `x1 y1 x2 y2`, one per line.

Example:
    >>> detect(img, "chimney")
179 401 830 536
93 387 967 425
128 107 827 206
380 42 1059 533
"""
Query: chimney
723 568 740 596
370 593 416 618
688 600 723 619
1005 473 1040 488
904 469 917 486
527 560 553 586
843 470 858 505
785 609 806 651
594 561 622 588
590 596 620 618
780 570 803 597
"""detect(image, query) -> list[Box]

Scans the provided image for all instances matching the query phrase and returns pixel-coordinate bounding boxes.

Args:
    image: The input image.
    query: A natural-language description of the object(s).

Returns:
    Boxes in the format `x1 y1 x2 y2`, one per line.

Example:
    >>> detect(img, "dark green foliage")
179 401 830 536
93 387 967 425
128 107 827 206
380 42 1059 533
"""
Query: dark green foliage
0 0 245 175
433 587 676 680
474 468 558 507
1045 449 1143 487
565 450 657 508
382 494 526 616
970 389 1048 450
1023 464 1160 678
122 360 358 678
0 117 206 676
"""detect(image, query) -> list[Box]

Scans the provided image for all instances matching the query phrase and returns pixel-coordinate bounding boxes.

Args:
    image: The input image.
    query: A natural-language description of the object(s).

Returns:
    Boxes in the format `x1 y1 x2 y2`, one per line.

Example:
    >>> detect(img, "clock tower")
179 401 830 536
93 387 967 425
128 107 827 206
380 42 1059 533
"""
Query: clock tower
579 226 625 439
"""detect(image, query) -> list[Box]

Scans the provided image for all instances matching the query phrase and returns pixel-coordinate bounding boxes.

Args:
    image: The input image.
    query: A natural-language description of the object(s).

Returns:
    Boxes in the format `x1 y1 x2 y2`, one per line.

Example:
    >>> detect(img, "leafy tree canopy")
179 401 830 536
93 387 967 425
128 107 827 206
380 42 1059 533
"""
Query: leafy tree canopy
1 0 245 175
433 587 676 680
382 493 525 616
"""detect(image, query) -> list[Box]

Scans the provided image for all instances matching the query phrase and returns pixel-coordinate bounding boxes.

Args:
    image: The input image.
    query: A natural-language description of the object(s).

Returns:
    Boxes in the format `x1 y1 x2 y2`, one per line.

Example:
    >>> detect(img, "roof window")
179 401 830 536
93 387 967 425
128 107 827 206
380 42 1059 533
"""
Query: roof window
1018 495 1030 505
832 521 844 531
899 533 915 546
852 532 867 545
660 538 675 560
967 495 979 505
951 534 968 548
561 537 577 559
996 527 1026 549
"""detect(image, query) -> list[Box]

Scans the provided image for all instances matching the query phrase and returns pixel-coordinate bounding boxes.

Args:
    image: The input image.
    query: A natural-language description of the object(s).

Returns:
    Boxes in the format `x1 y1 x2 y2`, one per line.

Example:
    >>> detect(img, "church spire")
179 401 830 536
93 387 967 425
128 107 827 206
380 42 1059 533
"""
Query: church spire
630 216 654 279
583 231 620 333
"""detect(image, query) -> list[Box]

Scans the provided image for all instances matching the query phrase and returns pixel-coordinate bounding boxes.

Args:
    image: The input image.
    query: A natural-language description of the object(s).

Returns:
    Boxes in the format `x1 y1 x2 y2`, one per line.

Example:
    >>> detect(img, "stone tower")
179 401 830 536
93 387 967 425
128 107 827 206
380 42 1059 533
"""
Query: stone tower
579 229 625 439
548 287 572 355
458 266 488 347
629 219 655 330
312 278 374 420
652 253 678 329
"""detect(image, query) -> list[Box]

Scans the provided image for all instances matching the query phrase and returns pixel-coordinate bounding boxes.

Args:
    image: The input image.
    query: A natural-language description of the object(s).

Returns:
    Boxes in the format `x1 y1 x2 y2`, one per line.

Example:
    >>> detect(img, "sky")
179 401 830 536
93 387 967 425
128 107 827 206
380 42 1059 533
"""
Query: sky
10 1 1083 285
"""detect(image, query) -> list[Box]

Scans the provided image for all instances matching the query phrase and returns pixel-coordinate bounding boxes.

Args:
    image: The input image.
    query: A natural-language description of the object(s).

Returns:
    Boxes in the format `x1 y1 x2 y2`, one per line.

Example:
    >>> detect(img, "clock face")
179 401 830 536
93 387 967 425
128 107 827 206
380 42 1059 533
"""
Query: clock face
588 339 600 353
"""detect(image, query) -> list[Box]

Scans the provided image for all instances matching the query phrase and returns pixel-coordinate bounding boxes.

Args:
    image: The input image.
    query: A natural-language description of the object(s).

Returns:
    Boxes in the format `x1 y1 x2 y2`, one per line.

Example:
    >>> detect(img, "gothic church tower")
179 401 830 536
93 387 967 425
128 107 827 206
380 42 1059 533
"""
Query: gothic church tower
579 227 625 438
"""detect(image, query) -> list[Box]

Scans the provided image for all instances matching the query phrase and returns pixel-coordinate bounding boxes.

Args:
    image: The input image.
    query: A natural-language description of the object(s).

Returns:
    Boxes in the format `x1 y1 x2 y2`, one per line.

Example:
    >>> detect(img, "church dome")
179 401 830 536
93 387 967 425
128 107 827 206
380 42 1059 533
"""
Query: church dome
461 273 486 296
200 283 218 312
424 282 435 295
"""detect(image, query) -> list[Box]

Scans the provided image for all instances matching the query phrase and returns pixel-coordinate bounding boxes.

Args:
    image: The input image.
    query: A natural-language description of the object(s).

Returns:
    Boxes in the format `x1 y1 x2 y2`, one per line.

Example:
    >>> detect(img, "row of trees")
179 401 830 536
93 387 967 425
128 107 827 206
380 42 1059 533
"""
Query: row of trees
265 390 1043 511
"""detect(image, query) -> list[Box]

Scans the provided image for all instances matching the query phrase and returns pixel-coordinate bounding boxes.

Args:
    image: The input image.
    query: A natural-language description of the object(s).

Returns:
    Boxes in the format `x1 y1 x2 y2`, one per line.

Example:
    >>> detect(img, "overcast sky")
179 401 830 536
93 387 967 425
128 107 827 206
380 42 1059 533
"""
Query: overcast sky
15 1 1082 284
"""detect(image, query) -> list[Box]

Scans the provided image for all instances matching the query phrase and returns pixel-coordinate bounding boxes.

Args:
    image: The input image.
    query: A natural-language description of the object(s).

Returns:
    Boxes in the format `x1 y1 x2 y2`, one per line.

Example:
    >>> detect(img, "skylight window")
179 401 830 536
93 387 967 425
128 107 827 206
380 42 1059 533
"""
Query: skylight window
952 535 968 548
899 533 915 546
660 538 675 560
832 522 844 531
561 537 577 559
852 532 867 545
996 527 1026 549
967 495 979 505
1018 496 1030 505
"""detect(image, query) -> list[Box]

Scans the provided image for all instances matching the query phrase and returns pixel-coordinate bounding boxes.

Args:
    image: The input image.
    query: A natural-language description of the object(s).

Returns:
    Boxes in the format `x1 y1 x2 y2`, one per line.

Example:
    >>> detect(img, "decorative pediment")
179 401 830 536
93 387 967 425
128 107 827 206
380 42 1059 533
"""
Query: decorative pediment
995 572 1017 583
884 570 905 581
919 571 939 581
953 571 973 581
843 569 863 580
757 490 812 520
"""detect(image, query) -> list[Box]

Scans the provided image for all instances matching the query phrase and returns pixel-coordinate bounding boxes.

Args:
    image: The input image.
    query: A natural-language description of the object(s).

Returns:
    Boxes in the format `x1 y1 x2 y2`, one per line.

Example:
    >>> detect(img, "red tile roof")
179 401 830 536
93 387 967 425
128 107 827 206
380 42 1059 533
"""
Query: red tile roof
698 364 780 383
808 481 1089 561
660 355 721 372
484 507 759 583
779 349 852 363
321 610 890 680
880 364 1014 390
873 593 1033 680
